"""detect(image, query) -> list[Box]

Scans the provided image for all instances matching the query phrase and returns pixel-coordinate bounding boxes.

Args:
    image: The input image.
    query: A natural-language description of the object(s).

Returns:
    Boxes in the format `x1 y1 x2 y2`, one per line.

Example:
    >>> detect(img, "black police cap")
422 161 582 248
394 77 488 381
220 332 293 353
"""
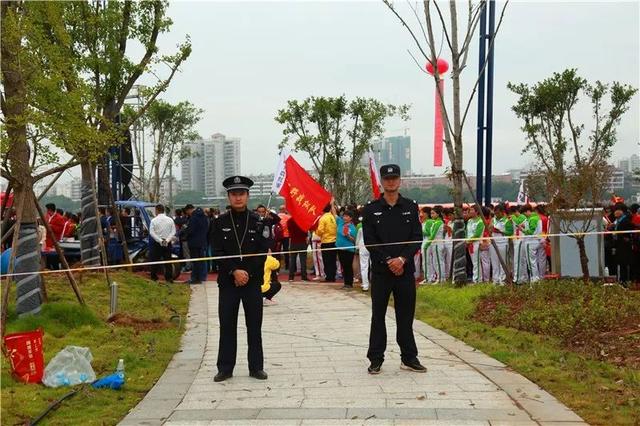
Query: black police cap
223 175 254 192
380 164 401 178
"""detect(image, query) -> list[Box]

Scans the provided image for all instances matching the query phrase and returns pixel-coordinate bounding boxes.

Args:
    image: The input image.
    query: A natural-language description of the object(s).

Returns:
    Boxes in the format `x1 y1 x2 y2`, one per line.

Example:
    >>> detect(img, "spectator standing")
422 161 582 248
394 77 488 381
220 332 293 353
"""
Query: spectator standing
176 204 193 272
612 203 634 283
45 204 65 248
186 206 209 284
465 206 485 283
149 204 176 282
316 203 337 282
288 218 309 281
336 210 357 289
278 206 291 271
356 216 370 291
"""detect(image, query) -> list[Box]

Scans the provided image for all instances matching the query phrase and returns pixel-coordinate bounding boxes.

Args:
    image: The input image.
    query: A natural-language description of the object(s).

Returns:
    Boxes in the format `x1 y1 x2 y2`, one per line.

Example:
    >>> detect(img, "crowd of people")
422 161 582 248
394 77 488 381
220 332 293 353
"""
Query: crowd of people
1 199 638 288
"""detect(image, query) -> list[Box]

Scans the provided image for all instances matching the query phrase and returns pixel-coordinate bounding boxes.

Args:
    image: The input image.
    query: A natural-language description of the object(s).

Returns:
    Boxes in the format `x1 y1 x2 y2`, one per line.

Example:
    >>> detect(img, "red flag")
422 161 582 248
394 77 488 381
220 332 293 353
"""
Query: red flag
367 151 381 199
279 156 332 232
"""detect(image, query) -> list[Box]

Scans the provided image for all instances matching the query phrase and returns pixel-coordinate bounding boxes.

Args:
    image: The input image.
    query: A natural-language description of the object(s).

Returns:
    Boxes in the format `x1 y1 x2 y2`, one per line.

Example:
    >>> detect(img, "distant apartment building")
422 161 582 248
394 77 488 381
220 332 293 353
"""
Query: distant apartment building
181 133 241 197
370 136 411 175
618 154 640 173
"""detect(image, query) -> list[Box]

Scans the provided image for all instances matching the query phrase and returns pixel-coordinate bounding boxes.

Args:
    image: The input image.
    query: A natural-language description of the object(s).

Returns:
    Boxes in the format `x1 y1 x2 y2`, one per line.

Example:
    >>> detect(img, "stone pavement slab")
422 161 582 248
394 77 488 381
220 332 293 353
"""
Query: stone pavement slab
120 281 585 425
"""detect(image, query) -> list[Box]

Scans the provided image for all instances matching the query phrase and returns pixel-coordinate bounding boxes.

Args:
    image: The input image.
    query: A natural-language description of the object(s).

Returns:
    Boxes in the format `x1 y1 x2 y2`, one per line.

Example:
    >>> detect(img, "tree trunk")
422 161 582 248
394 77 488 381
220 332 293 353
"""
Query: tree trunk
97 157 111 205
450 169 467 285
80 161 102 266
576 236 590 281
2 2 43 316
12 191 43 316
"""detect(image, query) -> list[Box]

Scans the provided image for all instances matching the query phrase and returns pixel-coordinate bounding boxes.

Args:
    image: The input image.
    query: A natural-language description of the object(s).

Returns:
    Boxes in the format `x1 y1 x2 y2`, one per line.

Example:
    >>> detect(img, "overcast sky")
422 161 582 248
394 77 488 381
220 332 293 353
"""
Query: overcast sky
43 0 638 185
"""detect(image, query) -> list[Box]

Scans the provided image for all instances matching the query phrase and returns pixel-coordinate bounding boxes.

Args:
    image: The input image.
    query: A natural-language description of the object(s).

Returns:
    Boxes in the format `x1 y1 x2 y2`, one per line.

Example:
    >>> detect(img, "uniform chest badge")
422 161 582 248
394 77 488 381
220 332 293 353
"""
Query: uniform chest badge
222 228 231 232
402 211 411 215
248 229 256 234
262 227 270 238
373 212 382 216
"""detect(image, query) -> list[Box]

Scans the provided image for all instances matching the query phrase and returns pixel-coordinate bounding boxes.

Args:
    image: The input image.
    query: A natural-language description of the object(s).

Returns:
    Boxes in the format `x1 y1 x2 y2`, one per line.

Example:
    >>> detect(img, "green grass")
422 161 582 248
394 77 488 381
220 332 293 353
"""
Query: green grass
1 271 190 425
415 283 640 426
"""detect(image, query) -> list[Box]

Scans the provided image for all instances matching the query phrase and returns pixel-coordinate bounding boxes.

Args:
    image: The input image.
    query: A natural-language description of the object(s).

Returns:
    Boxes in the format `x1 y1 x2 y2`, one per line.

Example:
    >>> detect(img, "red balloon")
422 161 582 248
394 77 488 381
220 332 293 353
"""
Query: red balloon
426 58 449 75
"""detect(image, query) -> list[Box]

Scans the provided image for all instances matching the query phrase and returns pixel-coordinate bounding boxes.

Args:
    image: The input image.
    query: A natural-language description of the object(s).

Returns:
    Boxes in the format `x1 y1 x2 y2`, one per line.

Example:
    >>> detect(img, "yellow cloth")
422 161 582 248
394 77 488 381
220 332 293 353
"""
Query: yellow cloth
316 213 337 244
262 255 280 293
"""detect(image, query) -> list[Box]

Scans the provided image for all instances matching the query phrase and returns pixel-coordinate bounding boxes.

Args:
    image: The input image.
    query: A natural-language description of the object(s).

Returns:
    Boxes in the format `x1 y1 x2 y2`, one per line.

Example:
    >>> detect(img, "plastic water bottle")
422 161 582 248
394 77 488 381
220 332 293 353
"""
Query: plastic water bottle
116 359 125 379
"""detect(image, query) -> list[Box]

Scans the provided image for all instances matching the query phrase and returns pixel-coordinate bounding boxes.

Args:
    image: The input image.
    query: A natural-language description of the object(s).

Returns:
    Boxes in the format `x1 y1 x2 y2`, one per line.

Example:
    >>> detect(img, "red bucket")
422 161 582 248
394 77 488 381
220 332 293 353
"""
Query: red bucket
3 328 44 383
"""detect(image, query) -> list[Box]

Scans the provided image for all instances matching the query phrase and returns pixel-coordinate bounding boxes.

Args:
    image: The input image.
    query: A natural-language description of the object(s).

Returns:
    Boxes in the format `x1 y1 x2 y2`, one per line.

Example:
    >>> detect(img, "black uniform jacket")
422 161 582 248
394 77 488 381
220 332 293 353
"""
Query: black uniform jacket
212 209 270 288
362 194 422 275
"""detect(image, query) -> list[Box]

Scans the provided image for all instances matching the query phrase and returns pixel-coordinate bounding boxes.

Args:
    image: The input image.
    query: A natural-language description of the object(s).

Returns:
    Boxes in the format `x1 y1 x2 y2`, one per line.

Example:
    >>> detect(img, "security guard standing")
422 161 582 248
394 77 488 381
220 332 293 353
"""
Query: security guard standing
362 164 426 375
211 176 270 382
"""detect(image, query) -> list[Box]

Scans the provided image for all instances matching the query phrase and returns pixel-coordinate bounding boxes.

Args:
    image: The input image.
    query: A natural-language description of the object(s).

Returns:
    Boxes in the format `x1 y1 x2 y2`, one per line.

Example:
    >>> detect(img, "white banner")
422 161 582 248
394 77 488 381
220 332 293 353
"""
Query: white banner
270 148 291 194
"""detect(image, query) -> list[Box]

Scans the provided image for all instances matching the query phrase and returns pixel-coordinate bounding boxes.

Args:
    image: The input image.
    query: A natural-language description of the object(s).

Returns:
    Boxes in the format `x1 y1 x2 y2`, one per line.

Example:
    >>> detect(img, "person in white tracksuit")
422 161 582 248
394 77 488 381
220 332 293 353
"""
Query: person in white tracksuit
356 220 370 291
522 204 543 283
427 206 447 282
510 205 529 284
489 205 513 285
466 206 485 284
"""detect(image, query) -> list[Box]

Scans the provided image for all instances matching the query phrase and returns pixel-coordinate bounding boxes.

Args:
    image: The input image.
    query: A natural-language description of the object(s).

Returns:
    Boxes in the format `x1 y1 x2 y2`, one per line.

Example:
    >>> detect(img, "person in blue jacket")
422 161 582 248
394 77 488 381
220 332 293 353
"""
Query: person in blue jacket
185 207 209 284
336 210 357 289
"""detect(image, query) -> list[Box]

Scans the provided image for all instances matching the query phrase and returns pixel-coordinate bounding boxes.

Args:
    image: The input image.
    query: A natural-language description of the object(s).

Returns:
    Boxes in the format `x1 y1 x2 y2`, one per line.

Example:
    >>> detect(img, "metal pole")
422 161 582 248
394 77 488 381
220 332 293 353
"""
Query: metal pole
476 1 488 203
484 0 496 206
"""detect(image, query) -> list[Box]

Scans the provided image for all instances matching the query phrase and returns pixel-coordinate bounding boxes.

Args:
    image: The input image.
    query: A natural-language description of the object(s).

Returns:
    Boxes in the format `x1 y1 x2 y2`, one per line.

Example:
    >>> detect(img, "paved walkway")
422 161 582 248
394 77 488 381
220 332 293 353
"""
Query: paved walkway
120 281 586 426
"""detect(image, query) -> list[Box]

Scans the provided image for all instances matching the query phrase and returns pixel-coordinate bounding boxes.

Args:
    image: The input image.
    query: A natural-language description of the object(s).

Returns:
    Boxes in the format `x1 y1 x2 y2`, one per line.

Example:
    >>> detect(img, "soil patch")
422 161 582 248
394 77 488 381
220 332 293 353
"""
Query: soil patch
107 313 171 331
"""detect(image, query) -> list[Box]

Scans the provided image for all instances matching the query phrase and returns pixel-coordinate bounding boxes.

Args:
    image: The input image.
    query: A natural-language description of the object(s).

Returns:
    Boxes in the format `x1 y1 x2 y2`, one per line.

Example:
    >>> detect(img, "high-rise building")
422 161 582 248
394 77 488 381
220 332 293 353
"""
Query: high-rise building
371 136 411 175
181 133 241 197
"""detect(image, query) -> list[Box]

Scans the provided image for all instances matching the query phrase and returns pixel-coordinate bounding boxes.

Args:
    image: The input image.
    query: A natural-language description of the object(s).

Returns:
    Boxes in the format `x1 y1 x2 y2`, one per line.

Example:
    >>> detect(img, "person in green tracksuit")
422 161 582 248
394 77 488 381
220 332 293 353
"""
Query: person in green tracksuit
510 205 529 284
522 204 542 283
428 206 446 282
419 207 434 284
465 206 485 283
489 204 513 284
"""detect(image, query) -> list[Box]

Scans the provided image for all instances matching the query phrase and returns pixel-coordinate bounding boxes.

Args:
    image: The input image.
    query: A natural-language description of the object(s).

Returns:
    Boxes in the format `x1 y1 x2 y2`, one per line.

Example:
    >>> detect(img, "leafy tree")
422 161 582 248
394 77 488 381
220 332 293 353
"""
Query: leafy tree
62 0 191 266
509 69 637 279
275 96 409 205
126 99 203 202
491 180 520 202
1 2 107 315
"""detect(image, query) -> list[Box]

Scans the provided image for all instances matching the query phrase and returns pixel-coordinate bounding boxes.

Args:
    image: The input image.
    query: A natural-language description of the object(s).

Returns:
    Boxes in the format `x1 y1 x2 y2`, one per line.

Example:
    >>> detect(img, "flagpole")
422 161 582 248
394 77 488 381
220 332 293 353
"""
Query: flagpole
266 192 273 210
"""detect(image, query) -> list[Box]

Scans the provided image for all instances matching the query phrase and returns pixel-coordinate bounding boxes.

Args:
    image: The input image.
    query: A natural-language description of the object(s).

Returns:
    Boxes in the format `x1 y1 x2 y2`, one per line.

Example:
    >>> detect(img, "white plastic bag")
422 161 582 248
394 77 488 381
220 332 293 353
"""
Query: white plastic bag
42 346 96 388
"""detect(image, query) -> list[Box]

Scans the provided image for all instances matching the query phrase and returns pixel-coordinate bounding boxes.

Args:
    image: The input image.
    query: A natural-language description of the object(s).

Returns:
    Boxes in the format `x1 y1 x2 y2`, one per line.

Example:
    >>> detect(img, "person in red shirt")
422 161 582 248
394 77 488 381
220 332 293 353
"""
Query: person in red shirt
44 203 65 248
278 206 291 270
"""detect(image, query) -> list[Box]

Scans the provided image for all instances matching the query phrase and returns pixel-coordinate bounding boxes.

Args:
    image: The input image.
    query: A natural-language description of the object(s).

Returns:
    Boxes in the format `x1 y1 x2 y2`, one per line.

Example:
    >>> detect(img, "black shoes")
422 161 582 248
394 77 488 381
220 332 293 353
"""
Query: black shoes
368 360 383 375
214 371 233 382
250 370 268 380
341 285 353 290
401 359 427 373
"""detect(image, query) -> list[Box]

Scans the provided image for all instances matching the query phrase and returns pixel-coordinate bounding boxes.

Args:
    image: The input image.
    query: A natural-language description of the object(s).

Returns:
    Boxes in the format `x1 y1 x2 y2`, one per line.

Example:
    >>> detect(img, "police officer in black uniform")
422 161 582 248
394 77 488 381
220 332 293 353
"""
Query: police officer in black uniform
362 164 426 375
212 176 270 382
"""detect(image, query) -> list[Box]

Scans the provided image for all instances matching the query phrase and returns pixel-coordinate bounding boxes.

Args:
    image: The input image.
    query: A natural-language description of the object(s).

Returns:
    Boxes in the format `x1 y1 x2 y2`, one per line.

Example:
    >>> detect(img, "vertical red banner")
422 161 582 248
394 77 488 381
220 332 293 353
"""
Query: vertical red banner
433 79 444 167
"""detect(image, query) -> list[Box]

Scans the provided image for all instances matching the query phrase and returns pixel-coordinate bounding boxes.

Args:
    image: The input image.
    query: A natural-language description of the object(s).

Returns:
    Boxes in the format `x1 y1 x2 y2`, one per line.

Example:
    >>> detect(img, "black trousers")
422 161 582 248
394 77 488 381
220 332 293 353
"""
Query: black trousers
281 238 290 269
321 242 337 281
288 242 308 279
149 241 172 281
367 270 418 364
217 284 264 374
337 250 354 286
262 280 281 300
